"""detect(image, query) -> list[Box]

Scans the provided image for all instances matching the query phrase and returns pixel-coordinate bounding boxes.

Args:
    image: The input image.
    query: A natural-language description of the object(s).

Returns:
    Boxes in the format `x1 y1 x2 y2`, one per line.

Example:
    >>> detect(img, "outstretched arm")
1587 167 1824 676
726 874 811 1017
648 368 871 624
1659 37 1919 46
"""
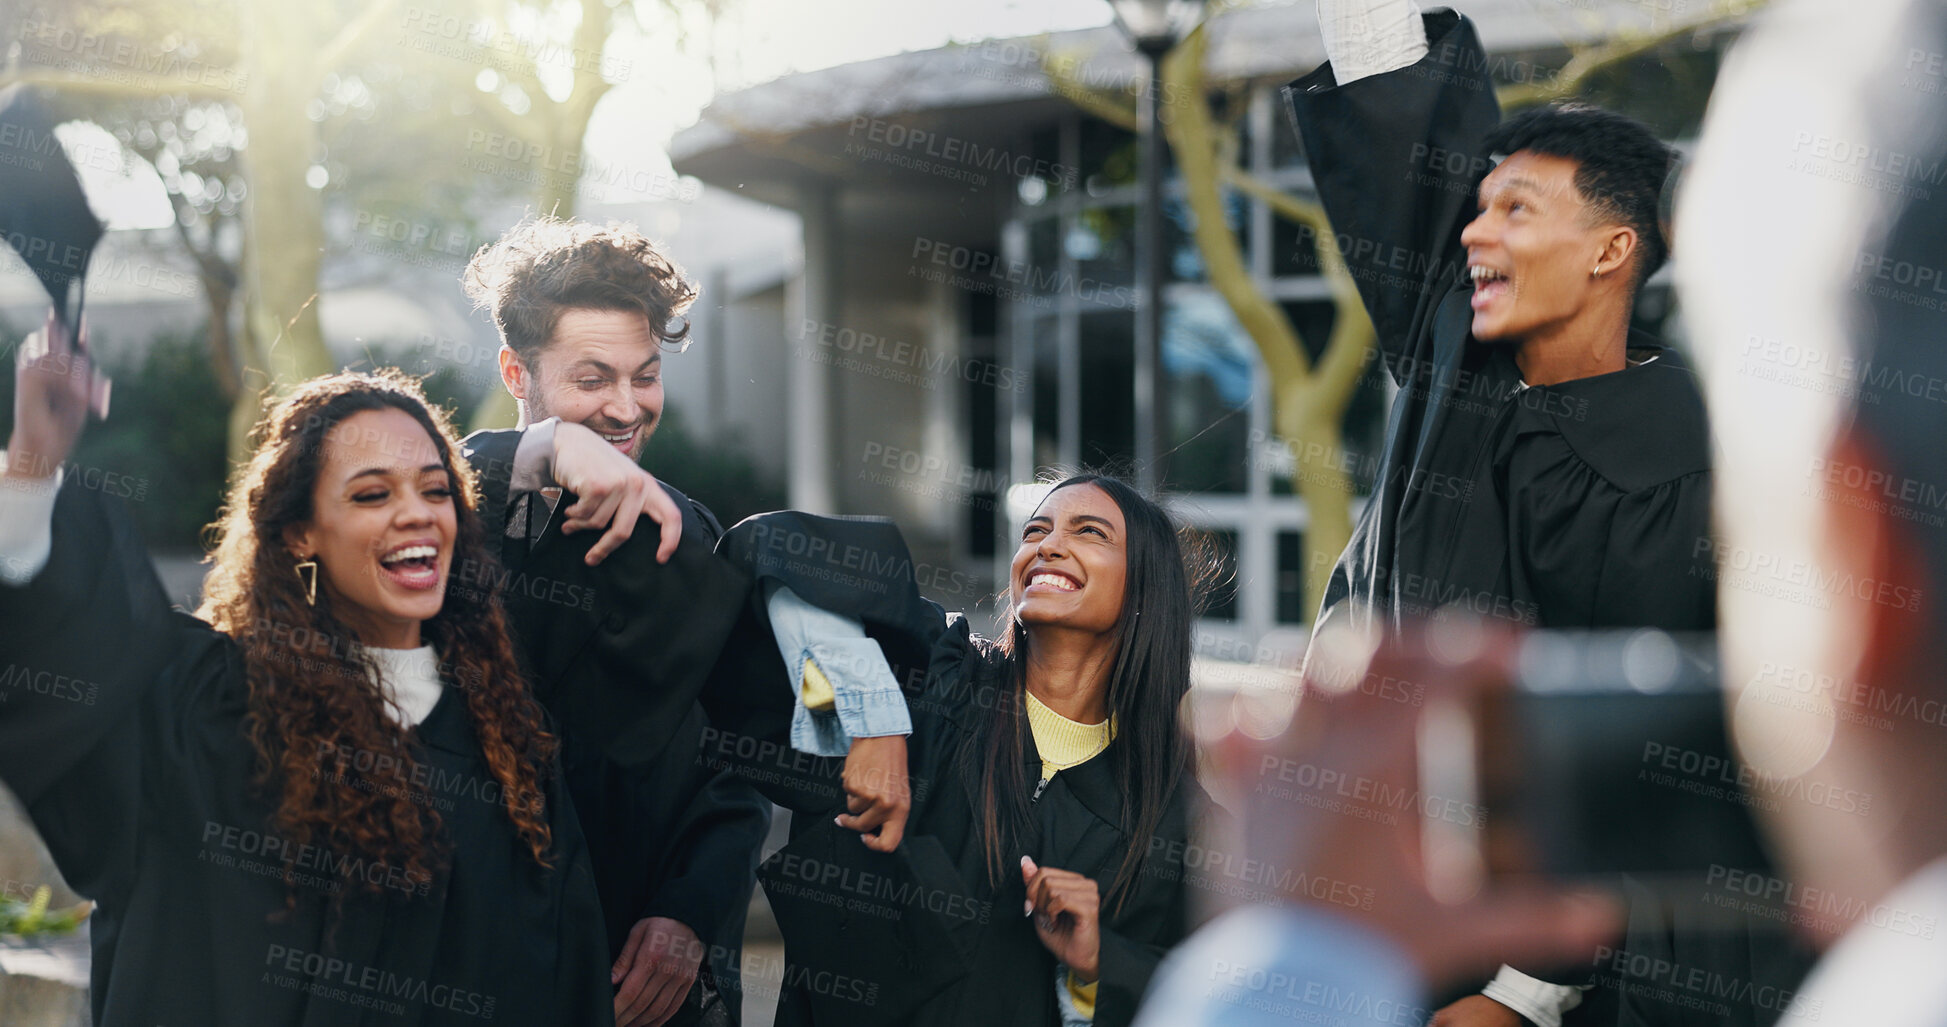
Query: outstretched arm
486 417 685 564
1285 5 1500 382
765 585 913 851
1 315 185 895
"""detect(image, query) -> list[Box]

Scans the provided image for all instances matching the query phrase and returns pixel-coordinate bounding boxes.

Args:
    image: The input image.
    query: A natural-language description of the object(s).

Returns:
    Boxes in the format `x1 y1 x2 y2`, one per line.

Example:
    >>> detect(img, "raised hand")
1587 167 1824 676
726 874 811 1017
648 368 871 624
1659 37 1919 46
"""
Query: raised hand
7 310 107 482
548 420 682 565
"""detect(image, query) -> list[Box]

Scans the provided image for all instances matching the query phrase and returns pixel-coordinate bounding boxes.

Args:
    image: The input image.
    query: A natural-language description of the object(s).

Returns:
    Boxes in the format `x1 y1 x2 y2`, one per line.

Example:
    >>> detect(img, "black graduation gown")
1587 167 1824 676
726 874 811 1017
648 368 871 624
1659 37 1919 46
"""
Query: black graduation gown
0 484 613 1026
1282 9 1715 633
710 512 1211 1027
1608 875 1820 1027
462 428 771 1024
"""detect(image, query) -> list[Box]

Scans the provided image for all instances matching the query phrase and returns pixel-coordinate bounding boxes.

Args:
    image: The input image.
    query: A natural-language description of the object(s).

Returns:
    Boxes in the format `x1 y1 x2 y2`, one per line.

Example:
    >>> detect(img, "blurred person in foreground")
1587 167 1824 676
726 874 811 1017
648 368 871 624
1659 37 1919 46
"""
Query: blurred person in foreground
457 217 772 1027
1134 0 1947 1022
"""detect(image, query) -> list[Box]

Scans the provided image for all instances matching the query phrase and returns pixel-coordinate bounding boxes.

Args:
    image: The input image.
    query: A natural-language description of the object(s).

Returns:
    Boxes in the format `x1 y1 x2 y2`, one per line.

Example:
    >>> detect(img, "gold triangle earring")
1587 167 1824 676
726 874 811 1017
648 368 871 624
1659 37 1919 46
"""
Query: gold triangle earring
295 558 319 606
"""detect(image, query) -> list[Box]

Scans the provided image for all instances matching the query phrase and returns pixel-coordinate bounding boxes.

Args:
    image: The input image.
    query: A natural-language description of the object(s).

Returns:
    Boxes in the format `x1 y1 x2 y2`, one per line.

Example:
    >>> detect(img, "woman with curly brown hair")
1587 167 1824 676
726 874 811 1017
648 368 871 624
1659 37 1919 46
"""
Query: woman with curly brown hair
0 315 613 1025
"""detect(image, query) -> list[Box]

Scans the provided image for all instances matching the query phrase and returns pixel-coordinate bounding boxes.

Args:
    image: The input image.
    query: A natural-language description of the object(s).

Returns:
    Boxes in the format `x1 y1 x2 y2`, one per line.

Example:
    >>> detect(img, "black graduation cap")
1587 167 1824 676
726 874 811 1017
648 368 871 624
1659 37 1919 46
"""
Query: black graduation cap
0 84 102 333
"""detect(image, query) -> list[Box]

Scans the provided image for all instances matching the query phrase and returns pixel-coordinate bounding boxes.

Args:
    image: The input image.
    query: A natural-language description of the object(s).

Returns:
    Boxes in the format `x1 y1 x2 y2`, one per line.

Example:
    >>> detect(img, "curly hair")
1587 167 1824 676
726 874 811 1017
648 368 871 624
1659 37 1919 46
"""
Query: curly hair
198 371 558 902
461 216 698 366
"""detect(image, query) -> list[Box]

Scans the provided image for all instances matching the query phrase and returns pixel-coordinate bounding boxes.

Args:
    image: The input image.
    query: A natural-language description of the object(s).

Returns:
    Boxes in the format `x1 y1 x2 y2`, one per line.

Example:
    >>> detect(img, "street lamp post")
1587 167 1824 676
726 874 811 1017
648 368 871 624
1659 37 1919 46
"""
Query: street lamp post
1109 0 1203 495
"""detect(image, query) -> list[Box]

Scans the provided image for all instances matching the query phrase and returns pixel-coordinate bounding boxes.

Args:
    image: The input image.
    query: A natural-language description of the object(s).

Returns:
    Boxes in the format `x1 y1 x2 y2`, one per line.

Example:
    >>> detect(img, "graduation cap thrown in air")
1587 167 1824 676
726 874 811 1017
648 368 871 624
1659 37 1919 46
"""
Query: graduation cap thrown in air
0 84 102 333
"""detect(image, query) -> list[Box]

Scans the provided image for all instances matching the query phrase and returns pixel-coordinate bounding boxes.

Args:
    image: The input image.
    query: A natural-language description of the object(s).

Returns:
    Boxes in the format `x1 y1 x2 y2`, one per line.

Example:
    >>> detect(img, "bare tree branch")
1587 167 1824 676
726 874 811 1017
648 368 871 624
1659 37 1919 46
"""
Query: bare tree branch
1499 0 1766 108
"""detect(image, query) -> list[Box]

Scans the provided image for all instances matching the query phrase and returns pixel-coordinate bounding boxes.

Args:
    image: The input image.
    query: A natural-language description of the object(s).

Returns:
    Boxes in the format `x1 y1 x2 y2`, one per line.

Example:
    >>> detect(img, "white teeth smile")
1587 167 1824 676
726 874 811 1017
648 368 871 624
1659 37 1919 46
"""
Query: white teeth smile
1030 573 1079 592
381 545 437 566
601 429 636 443
1469 266 1508 284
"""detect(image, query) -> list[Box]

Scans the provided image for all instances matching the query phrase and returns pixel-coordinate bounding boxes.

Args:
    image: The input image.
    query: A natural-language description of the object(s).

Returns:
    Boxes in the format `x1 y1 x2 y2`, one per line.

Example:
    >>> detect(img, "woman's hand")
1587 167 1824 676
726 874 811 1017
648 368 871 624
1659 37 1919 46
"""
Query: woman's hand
548 420 682 565
1022 855 1101 982
7 311 106 482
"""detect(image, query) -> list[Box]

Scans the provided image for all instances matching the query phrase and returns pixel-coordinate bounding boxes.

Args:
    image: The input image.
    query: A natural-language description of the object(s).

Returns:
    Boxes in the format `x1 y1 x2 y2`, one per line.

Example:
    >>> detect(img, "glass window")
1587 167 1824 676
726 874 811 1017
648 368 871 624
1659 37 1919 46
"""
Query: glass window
1159 293 1252 494
1267 300 1387 499
1271 208 1328 278
1078 311 1134 471
1164 191 1251 284
1029 218 1061 289
1031 315 1061 473
1270 96 1306 168
1025 123 1067 200
1279 298 1338 365
966 358 1001 557
1079 117 1140 191
1072 205 1134 286
1276 530 1310 624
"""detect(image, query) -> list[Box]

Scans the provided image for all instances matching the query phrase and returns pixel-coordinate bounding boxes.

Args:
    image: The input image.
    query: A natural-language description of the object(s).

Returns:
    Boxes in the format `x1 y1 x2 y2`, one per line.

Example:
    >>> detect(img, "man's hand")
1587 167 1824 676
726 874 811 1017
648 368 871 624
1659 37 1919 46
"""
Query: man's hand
836 734 911 851
548 421 682 565
611 916 705 1027
1022 856 1103 982
1430 995 1525 1027
7 311 106 483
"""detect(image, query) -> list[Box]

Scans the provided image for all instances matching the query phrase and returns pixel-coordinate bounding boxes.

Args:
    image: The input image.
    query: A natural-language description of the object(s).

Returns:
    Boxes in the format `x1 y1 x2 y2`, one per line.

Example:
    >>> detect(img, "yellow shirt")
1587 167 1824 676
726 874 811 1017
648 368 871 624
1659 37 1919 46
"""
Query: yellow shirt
800 656 837 712
1025 691 1114 786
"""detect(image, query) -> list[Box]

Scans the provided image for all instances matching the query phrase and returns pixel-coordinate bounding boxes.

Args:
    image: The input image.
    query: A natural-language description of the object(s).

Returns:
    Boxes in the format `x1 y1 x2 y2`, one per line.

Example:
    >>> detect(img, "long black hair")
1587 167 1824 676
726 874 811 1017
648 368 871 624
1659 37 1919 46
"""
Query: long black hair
958 473 1206 910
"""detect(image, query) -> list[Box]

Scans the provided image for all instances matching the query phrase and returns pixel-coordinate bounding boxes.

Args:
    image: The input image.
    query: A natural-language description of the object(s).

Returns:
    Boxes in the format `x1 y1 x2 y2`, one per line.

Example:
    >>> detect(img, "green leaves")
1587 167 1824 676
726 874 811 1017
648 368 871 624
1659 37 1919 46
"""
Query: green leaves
0 885 91 938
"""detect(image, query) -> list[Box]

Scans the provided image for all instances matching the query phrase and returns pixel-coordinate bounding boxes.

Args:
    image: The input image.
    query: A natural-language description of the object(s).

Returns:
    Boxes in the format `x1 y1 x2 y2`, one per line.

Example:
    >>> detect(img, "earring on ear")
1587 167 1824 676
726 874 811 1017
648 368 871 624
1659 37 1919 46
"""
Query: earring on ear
1591 264 1603 278
295 557 319 606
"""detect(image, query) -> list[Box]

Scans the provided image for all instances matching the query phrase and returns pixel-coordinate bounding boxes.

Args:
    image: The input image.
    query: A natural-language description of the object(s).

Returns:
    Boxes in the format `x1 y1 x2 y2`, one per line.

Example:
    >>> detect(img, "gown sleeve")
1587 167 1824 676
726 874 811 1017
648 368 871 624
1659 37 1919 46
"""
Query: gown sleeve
701 511 951 809
639 754 773 946
1590 470 1716 631
0 481 202 899
1282 8 1500 384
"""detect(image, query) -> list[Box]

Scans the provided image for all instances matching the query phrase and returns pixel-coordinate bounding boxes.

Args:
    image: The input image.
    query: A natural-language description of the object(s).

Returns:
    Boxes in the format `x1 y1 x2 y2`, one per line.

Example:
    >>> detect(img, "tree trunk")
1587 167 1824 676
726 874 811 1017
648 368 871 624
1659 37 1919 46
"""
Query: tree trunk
1161 25 1372 619
223 14 334 455
466 24 614 435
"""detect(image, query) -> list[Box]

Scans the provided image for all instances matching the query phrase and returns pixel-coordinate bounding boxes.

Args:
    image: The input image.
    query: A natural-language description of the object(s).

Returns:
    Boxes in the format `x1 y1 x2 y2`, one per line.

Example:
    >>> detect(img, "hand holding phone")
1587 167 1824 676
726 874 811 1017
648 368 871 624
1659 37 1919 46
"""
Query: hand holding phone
1208 610 1621 991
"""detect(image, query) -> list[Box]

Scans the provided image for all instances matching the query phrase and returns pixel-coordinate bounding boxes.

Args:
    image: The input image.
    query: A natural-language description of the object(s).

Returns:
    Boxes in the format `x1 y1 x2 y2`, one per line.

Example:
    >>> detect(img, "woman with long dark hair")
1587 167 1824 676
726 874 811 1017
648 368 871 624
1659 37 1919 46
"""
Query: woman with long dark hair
713 473 1216 1027
0 318 612 1024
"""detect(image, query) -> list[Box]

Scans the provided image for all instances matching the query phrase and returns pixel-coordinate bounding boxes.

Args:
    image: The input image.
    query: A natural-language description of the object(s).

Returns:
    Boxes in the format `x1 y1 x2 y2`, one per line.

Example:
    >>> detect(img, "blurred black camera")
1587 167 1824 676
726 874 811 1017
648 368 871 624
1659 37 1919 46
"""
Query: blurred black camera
1420 631 1776 903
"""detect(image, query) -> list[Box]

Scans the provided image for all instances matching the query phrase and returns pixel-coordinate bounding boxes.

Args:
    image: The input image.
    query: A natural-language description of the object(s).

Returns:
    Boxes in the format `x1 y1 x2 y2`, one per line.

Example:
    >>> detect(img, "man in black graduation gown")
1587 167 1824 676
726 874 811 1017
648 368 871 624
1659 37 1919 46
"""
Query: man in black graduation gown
1285 2 1737 1024
1287 2 1715 639
455 218 769 1027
